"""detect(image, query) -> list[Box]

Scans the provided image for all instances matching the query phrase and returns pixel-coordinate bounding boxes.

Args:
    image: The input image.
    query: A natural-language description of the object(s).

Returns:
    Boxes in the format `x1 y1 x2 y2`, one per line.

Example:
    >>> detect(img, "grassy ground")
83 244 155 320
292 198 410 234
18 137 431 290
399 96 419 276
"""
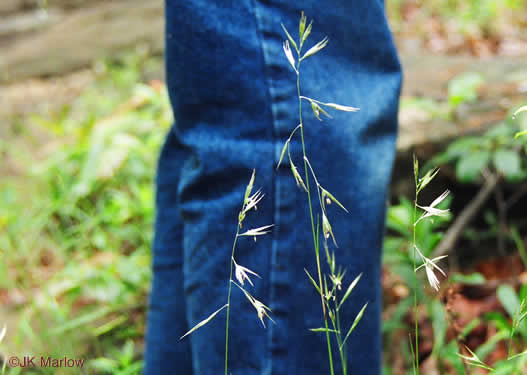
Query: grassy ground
1 54 169 374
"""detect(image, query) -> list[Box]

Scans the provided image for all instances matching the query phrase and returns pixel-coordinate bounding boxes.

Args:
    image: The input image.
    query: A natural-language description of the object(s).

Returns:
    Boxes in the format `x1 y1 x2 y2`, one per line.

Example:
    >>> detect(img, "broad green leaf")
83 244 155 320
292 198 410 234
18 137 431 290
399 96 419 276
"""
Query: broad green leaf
493 150 521 179
497 285 527 340
456 150 490 182
443 137 482 159
498 284 520 318
430 300 447 355
386 201 412 236
448 72 485 108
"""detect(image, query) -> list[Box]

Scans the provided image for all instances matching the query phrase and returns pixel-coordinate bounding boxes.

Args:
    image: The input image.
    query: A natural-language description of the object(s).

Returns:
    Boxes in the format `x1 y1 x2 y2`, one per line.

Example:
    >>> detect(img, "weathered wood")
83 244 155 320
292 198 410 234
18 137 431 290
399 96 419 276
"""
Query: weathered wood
397 53 527 152
400 53 527 98
0 0 164 82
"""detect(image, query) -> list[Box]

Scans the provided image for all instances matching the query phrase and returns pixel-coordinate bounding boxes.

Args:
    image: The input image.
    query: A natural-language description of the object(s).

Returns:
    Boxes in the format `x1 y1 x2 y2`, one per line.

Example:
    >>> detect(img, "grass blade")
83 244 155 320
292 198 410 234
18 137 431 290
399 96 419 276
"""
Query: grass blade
340 302 368 350
305 268 322 295
338 273 362 310
180 304 228 339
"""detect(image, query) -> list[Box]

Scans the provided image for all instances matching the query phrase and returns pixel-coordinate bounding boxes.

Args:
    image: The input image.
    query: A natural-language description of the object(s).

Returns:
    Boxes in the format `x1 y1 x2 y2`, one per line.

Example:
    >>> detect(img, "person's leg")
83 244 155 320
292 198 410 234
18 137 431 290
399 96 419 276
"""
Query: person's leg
145 1 401 374
143 128 193 374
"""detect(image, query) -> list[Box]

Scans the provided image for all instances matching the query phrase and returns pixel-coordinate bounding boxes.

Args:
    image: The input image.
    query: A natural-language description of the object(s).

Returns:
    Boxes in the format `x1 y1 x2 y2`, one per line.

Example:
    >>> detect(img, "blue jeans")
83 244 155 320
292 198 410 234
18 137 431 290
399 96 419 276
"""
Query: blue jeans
144 1 401 374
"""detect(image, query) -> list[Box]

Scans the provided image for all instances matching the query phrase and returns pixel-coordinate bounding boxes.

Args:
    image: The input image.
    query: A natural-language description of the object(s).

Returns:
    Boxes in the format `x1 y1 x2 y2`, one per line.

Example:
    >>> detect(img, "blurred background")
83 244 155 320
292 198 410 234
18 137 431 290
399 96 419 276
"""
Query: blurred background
1 0 527 373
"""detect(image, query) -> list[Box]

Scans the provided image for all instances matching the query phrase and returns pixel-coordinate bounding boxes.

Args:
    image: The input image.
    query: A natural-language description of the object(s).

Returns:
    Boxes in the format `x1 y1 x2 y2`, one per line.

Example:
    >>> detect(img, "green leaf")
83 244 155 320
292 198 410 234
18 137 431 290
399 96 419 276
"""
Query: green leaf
386 200 412 236
180 304 228 339
474 330 509 363
448 72 485 108
340 302 368 350
458 318 482 340
497 284 520 318
493 150 521 179
450 272 486 285
484 312 510 332
497 284 527 340
338 273 362 310
430 300 447 355
443 137 482 159
456 150 490 182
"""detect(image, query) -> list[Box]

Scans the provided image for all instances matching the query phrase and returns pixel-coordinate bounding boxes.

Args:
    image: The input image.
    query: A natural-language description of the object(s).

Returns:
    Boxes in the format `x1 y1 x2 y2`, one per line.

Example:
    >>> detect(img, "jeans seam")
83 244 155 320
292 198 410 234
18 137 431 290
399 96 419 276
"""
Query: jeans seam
249 1 280 374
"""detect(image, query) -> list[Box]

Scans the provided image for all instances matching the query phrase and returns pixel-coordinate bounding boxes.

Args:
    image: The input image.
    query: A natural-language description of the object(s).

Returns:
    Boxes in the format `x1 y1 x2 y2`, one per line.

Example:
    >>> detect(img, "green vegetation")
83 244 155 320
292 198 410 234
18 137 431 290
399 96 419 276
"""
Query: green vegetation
0 53 169 374
388 0 526 39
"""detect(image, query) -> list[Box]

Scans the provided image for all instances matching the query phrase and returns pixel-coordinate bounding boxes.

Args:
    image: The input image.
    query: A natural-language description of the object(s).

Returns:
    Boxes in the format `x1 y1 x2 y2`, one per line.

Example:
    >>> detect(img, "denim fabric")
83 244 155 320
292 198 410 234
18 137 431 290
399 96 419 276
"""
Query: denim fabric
144 1 401 375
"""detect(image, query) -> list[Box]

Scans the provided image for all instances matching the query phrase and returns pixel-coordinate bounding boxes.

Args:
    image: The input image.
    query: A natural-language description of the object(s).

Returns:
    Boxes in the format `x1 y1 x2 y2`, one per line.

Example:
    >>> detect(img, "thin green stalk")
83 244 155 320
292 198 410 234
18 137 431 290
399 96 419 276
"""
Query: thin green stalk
508 326 514 360
335 297 347 375
413 197 419 374
225 228 240 375
297 60 335 375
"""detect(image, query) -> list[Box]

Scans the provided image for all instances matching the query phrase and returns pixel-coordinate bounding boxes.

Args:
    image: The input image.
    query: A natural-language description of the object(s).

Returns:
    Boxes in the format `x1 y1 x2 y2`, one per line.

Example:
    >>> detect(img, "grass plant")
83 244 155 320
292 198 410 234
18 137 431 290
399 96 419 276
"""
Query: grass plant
280 12 368 375
180 170 274 375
